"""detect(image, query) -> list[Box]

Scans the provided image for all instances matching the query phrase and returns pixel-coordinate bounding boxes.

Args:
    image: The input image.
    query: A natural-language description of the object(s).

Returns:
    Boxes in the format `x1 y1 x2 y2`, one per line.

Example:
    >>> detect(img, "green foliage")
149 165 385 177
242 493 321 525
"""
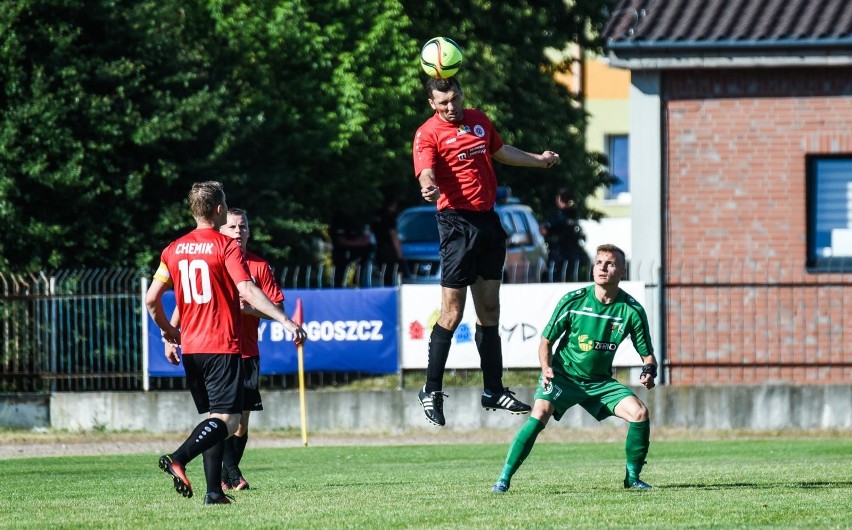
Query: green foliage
1 439 851 528
0 0 236 270
0 0 619 272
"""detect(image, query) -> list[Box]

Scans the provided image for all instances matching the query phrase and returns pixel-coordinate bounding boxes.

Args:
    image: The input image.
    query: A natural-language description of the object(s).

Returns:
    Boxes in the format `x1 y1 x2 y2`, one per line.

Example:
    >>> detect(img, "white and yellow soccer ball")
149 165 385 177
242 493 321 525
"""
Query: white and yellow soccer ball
420 37 463 79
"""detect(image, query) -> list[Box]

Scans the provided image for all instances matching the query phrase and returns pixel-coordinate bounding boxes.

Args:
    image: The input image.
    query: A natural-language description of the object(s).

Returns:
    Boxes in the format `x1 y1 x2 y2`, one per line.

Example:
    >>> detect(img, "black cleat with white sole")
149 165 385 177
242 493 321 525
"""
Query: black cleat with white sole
418 386 448 426
481 388 531 414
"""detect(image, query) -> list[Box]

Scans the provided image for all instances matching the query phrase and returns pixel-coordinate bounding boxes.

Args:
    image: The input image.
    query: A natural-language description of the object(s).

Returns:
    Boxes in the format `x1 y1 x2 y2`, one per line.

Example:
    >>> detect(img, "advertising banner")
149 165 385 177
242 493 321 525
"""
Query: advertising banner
399 282 647 370
146 290 181 377
146 288 399 376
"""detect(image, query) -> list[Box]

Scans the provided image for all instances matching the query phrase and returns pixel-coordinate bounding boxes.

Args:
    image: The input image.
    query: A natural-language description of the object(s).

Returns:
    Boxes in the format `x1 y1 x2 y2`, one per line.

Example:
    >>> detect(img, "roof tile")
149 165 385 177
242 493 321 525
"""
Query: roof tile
604 0 852 47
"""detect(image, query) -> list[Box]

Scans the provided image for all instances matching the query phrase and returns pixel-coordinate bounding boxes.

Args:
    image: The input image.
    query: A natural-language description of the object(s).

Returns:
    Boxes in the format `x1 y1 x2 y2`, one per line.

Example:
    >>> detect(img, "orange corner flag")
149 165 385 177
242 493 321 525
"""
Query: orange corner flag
293 298 303 327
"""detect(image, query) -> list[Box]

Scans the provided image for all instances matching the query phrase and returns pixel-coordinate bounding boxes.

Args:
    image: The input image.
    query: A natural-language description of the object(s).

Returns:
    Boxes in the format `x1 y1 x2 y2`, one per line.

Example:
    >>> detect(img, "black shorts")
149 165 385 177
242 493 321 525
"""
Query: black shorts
242 356 263 412
437 209 507 288
183 353 244 415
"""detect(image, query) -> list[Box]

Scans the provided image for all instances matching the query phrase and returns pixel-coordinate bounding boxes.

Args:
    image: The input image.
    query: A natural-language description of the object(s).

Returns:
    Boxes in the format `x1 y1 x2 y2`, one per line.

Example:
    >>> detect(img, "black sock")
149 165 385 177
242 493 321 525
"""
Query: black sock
221 436 241 483
425 324 454 392
172 417 228 465
234 433 249 470
202 439 226 495
476 324 503 392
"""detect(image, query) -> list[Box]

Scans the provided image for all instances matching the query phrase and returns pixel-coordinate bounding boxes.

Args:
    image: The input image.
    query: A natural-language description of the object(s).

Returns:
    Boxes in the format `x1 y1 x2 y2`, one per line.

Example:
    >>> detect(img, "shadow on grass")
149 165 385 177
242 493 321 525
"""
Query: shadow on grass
662 481 852 490
545 480 852 494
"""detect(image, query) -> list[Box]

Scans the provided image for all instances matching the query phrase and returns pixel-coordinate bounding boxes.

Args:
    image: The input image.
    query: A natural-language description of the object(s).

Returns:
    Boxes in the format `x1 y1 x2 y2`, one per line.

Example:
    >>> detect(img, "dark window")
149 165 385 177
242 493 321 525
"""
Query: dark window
807 155 852 272
606 134 629 198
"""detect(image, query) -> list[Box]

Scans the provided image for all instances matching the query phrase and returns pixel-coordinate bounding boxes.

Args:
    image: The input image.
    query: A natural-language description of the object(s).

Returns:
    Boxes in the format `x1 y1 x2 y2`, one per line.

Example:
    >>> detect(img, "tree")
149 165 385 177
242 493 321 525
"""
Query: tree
0 0 616 272
0 0 421 271
0 1 244 270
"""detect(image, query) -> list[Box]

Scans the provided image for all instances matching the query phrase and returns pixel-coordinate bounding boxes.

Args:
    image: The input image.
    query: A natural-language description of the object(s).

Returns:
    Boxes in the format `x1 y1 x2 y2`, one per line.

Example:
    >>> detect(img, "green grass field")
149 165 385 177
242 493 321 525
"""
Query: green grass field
2 438 851 529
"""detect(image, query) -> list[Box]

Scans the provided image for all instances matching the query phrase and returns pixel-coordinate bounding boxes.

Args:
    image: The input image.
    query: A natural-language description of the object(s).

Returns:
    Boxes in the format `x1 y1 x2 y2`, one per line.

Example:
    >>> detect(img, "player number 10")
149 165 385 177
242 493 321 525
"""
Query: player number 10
178 259 212 304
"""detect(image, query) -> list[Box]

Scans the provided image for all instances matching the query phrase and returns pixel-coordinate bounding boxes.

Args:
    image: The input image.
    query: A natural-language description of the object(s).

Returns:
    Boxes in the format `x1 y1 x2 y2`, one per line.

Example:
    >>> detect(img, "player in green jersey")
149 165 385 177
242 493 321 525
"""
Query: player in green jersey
491 243 658 492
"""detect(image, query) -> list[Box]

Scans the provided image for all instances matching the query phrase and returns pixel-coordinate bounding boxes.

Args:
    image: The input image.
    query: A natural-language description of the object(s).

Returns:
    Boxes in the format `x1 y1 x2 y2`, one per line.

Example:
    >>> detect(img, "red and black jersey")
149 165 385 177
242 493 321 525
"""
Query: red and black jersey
154 228 251 355
413 109 504 212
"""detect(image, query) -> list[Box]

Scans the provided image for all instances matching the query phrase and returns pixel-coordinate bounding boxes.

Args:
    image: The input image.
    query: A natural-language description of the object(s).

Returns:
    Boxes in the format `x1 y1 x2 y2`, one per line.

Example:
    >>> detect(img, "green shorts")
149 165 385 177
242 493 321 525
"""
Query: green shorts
533 372 636 422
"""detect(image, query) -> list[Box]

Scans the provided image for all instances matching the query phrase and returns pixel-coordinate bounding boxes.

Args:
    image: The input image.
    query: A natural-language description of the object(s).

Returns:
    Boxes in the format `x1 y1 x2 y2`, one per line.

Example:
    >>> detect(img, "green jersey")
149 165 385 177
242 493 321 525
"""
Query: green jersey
542 284 653 381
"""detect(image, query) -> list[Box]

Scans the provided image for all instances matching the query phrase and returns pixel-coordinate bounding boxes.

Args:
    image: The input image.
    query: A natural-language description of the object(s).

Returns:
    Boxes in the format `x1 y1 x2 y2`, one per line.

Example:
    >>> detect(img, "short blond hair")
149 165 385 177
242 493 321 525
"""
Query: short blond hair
188 181 225 221
596 244 626 266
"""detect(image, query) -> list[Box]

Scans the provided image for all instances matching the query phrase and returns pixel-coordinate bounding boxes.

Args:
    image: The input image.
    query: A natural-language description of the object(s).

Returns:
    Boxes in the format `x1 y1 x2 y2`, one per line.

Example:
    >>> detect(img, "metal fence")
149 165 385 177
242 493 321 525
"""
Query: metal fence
2 260 848 392
277 260 591 289
0 269 144 392
0 261 590 393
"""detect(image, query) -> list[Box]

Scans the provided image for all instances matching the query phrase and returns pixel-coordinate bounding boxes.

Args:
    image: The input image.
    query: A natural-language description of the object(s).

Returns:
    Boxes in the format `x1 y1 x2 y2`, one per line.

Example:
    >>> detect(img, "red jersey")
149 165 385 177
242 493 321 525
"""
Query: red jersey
413 108 504 211
154 227 251 355
240 251 285 359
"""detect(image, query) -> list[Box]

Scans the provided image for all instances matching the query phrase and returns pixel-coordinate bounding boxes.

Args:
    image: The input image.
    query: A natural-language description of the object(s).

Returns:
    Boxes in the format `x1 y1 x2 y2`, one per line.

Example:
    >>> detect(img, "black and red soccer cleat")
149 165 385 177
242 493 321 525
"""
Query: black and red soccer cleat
159 454 193 498
232 476 250 491
204 492 234 505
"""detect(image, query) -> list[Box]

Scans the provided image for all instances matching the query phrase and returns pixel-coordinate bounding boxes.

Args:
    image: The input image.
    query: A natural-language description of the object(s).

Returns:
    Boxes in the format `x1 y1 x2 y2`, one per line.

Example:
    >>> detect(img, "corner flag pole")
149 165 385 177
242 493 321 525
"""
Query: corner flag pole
293 298 308 446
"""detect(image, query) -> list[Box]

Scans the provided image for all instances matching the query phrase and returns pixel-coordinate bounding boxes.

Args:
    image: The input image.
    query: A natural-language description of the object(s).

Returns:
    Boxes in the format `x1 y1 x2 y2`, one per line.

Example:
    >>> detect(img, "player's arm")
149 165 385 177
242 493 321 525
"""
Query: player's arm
417 169 440 202
492 145 560 168
242 263 285 319
144 278 180 345
163 306 181 365
241 301 283 320
413 127 440 202
628 306 657 389
237 281 307 344
538 337 555 388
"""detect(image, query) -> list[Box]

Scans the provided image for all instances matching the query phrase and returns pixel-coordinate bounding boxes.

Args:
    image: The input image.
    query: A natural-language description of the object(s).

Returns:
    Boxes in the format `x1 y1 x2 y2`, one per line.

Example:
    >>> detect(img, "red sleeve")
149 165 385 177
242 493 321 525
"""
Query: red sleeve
254 260 284 304
413 124 437 178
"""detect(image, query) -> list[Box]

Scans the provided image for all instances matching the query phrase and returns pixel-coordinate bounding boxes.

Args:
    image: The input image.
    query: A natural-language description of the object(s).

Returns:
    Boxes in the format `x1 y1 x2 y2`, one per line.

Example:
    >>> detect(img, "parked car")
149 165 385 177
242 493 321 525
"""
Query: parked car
397 190 548 284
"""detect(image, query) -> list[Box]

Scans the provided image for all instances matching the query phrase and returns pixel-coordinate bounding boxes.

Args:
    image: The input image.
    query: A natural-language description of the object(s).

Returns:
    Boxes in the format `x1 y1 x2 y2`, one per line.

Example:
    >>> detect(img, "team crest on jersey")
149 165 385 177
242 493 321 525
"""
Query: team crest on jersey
542 381 562 399
473 124 485 137
456 125 470 135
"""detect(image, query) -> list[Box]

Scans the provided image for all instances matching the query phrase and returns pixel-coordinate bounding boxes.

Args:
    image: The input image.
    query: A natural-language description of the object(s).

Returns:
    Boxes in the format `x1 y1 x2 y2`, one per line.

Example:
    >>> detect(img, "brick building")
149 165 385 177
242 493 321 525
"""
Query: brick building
603 0 852 384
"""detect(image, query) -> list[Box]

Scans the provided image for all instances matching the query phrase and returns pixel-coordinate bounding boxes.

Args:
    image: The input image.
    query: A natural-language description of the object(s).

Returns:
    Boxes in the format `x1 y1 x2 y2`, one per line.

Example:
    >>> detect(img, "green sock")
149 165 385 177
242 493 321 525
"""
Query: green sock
625 420 650 479
498 417 545 483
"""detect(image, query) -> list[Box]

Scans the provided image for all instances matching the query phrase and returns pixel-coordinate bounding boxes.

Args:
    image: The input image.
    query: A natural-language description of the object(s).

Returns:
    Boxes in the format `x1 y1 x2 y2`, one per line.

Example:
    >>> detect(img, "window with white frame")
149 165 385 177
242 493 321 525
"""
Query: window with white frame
807 155 852 271
605 134 629 200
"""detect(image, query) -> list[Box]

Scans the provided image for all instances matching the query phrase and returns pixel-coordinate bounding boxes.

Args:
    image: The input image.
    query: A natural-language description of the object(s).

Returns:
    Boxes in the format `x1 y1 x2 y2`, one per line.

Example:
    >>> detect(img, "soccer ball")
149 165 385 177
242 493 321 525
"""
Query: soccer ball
420 37 463 79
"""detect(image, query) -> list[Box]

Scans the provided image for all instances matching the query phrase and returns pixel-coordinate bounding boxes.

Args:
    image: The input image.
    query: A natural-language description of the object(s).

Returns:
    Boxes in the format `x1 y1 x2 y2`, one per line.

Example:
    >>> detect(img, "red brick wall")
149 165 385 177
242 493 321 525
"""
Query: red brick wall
661 67 852 384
